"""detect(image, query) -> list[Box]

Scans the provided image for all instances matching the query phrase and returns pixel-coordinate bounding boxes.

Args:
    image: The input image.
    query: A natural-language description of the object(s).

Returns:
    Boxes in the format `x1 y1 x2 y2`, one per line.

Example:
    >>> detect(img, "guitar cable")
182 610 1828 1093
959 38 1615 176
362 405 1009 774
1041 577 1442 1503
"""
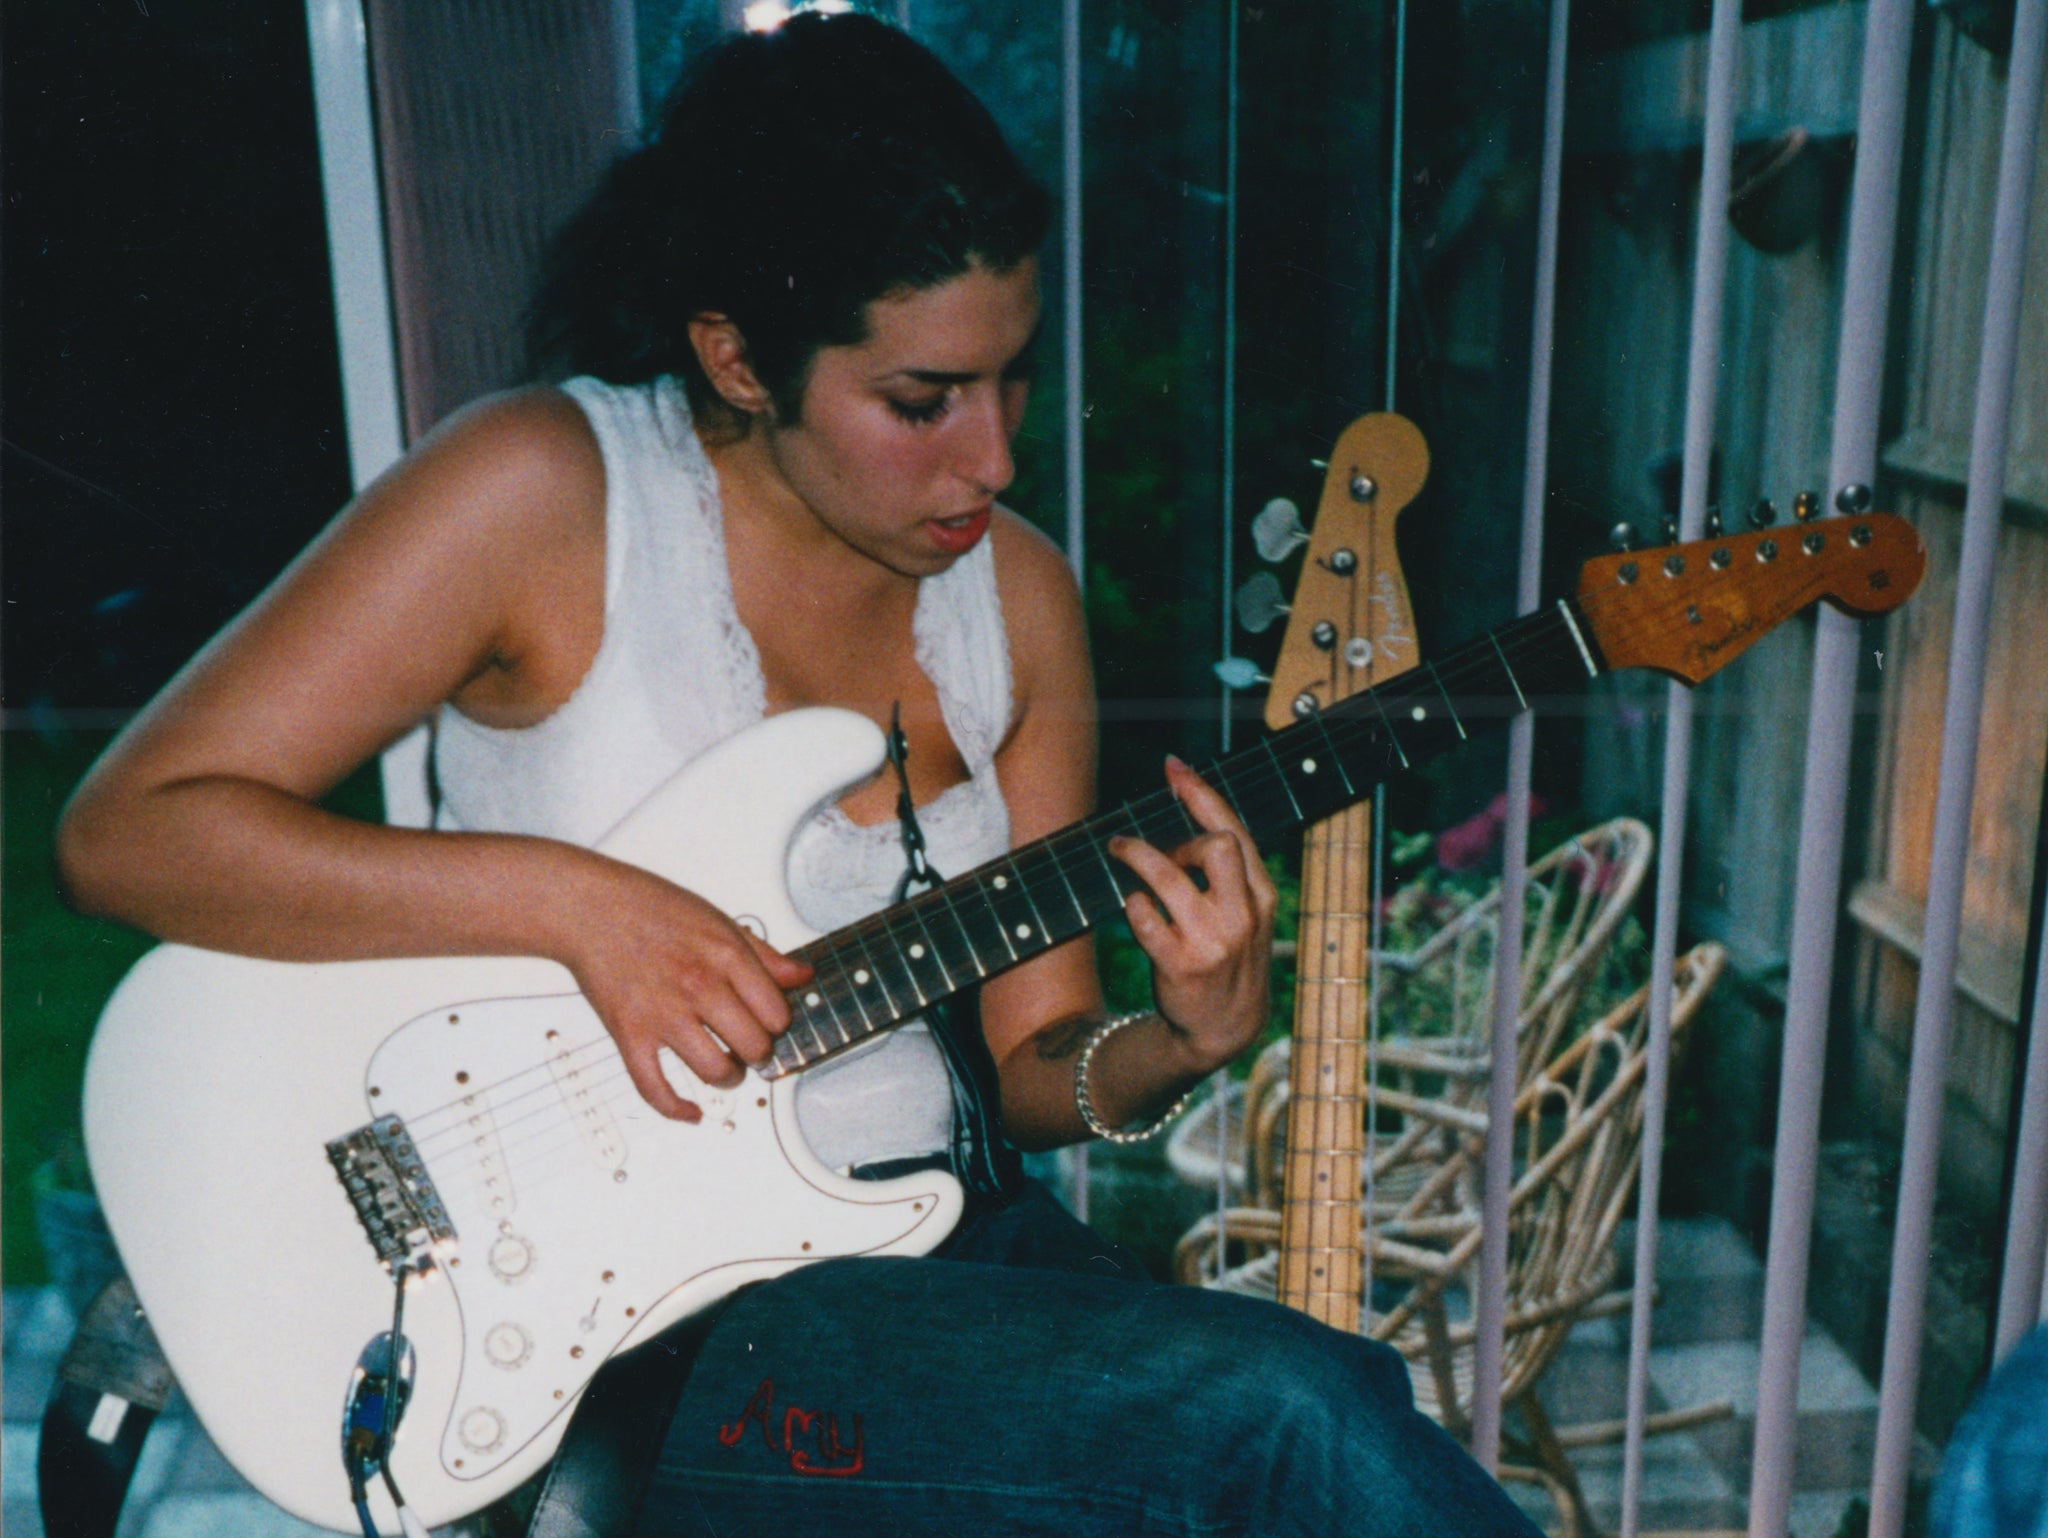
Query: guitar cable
343 1260 431 1538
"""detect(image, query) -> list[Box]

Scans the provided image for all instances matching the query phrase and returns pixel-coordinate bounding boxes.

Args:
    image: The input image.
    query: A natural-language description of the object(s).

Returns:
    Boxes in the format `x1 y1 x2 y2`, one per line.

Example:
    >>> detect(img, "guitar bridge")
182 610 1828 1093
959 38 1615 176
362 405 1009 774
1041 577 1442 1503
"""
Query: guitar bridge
326 1116 456 1274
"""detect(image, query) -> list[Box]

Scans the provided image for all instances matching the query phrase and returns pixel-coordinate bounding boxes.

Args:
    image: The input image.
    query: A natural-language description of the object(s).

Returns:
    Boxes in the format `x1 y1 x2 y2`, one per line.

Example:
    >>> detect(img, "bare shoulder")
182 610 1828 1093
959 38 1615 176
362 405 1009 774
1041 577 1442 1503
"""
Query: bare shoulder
355 385 604 558
987 508 1089 699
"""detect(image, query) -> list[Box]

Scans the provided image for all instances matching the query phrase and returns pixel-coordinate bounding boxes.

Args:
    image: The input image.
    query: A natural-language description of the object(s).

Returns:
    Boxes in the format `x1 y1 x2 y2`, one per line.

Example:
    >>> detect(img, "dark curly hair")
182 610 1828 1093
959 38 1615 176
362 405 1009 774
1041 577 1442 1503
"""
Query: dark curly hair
527 13 1051 430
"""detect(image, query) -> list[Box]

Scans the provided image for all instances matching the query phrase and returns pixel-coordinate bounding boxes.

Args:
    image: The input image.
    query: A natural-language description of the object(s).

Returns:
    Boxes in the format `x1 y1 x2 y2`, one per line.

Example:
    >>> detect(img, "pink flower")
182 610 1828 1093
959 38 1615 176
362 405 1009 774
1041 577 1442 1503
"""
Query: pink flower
1434 793 1548 872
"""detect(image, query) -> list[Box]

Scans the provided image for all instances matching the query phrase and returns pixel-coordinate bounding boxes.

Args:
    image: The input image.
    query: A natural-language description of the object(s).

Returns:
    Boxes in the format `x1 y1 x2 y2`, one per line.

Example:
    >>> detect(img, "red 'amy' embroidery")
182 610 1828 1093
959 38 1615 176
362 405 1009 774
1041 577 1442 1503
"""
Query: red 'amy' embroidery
717 1377 864 1477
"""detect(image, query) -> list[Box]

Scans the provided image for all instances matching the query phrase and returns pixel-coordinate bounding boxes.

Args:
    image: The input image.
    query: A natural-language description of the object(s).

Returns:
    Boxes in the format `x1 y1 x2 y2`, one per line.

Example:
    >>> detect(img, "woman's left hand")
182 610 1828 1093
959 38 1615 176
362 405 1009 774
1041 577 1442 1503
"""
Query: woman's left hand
1108 755 1279 1074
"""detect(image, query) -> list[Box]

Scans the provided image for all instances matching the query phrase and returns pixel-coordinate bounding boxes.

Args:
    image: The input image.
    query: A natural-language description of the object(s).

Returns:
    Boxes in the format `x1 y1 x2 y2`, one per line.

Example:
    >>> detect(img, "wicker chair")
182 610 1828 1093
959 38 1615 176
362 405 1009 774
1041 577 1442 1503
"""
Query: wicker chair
1167 817 1654 1206
1175 943 1731 1538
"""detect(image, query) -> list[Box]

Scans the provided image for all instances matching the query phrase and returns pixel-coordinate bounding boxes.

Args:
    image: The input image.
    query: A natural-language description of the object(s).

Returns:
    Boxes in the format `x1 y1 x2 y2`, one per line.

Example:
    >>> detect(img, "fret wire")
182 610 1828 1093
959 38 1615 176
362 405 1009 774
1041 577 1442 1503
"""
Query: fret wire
803 967 858 1049
813 951 876 1042
1122 792 1188 853
1129 791 1191 850
867 908 931 1010
968 872 1022 965
1363 684 1411 770
1008 839 1081 932
1011 847 1064 946
900 891 959 994
925 881 991 980
841 923 909 1026
1204 751 1253 827
1002 852 1054 950
1085 815 1133 906
1306 707 1359 799
1425 659 1468 739
1048 825 1116 921
1256 733 1306 824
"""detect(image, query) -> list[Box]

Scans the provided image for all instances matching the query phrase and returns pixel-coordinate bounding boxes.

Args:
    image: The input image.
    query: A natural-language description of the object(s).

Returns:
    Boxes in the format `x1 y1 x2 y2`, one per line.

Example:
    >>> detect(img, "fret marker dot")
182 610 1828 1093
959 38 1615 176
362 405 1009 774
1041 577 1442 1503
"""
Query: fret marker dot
909 943 926 959
804 992 822 1007
992 875 1009 890
853 969 871 985
1301 757 1318 774
1410 705 1427 721
1015 924 1032 939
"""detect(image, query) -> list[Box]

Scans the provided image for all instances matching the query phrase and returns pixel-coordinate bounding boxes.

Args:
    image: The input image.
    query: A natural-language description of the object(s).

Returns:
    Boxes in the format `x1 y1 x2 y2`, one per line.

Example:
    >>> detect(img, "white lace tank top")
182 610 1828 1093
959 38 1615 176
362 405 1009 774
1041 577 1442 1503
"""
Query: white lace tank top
431 376 1014 1169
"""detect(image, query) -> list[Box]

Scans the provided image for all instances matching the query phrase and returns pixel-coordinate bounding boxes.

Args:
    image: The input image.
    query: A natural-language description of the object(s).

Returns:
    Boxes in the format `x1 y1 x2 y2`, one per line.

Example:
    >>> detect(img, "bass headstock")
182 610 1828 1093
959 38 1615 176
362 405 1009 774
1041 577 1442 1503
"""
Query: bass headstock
1262 414 1429 731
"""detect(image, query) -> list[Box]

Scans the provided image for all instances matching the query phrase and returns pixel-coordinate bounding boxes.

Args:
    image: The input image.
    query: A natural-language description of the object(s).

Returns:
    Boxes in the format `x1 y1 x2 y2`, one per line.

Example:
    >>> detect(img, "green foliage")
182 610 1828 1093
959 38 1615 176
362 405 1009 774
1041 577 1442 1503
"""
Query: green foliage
0 728 383 1282
3 730 155 1280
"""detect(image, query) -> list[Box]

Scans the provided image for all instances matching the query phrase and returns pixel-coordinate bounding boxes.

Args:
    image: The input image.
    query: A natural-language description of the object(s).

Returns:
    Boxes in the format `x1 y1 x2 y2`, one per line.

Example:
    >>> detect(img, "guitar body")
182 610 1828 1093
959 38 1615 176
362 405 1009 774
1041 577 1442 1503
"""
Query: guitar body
82 708 963 1534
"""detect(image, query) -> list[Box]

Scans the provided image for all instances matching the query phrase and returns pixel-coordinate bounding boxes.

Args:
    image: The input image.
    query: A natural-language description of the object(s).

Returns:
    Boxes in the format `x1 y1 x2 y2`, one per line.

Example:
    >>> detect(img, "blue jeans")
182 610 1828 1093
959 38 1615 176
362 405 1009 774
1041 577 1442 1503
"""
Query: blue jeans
644 1180 1540 1536
1931 1323 2048 1538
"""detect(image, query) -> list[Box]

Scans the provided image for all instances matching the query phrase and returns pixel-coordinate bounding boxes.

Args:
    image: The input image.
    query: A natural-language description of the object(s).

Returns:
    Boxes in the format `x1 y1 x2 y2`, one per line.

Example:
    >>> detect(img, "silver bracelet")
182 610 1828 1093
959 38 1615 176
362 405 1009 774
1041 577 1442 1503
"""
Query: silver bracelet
1074 1012 1199 1144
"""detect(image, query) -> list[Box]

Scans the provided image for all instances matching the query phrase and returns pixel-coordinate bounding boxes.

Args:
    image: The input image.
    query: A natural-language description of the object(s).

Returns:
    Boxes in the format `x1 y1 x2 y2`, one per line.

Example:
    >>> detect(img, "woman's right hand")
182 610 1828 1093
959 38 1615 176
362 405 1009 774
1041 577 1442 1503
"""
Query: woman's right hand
559 861 815 1121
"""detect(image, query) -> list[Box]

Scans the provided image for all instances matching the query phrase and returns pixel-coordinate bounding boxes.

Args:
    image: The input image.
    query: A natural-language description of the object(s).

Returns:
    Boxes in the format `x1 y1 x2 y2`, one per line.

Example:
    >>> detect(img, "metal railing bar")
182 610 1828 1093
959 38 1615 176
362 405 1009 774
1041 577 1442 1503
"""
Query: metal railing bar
1999 909 2048 1360
1745 2 1918 1531
1620 2 1742 1532
1060 0 1090 1222
1470 0 1572 1473
1865 7 2048 1534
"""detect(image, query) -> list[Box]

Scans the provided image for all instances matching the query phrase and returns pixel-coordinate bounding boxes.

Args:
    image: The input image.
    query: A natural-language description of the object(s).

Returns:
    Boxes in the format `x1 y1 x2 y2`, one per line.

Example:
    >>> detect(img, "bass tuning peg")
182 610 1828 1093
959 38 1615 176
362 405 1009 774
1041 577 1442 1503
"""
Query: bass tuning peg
1609 522 1638 554
1251 497 1308 563
1213 656 1270 691
1234 571 1290 635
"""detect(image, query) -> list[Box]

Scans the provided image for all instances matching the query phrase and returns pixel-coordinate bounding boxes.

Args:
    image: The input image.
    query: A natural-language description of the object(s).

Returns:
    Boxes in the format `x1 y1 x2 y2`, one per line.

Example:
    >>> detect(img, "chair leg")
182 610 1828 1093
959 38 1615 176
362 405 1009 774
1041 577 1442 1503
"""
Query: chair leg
1516 1389 1603 1538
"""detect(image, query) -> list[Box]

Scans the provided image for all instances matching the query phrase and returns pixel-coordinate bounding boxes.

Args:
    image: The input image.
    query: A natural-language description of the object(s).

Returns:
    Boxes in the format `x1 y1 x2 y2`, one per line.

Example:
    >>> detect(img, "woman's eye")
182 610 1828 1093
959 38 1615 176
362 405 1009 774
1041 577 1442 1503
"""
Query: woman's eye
888 395 950 425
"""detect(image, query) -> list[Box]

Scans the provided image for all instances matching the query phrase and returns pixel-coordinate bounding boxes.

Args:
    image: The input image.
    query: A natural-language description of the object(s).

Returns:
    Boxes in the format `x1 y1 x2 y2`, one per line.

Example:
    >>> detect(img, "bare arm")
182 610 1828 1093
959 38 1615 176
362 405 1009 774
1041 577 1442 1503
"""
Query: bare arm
57 390 807 1119
978 515 1277 1150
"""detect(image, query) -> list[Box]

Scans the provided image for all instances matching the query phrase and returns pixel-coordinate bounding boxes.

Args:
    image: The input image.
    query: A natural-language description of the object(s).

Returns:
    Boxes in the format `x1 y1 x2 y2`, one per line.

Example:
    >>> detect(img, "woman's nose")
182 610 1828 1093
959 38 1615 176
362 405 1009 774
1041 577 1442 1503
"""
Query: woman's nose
958 386 1016 495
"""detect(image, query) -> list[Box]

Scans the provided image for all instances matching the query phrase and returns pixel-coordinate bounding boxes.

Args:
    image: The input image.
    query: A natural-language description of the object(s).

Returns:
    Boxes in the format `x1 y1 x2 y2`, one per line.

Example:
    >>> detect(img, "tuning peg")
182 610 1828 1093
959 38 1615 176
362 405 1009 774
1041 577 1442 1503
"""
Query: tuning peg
1234 572 1290 634
1213 656 1269 691
1748 497 1777 529
1609 522 1638 553
1792 490 1821 522
1661 516 1679 545
1251 498 1308 563
1704 504 1724 538
1834 483 1873 515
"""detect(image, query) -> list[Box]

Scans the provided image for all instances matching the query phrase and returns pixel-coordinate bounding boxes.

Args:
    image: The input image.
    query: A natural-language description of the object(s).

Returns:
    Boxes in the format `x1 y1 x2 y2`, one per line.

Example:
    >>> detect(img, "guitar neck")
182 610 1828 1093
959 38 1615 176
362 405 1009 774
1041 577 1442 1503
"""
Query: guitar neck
763 600 1603 1077
1277 801 1374 1328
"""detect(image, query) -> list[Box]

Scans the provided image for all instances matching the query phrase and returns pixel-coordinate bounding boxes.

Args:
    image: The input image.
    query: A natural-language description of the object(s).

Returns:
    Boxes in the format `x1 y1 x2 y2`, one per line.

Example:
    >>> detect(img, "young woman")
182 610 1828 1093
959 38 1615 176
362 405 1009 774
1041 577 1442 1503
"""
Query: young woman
59 15 1537 1535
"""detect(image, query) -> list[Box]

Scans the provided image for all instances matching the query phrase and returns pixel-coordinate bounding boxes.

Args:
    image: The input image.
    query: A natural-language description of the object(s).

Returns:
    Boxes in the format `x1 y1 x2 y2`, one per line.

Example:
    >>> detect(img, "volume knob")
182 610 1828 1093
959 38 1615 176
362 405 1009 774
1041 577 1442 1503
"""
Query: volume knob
484 1323 532 1369
489 1233 536 1282
459 1406 507 1453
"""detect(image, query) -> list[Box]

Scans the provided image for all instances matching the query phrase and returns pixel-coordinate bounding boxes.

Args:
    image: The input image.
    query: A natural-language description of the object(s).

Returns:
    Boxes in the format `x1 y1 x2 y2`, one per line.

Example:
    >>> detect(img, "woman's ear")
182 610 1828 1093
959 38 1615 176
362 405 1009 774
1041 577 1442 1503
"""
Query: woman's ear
687 314 775 417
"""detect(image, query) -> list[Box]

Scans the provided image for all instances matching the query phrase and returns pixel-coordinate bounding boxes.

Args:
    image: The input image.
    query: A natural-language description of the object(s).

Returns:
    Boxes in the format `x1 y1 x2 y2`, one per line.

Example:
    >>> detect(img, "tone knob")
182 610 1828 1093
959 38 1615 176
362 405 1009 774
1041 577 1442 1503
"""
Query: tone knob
459 1406 507 1453
484 1323 532 1369
489 1233 536 1282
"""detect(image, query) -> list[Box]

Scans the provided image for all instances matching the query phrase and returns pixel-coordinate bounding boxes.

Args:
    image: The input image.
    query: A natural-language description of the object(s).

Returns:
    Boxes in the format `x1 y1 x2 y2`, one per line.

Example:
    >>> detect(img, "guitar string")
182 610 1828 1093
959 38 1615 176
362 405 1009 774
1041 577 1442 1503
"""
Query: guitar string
391 615 1585 1152
407 602 1851 1204
392 607 1594 1146
379 528 1883 1148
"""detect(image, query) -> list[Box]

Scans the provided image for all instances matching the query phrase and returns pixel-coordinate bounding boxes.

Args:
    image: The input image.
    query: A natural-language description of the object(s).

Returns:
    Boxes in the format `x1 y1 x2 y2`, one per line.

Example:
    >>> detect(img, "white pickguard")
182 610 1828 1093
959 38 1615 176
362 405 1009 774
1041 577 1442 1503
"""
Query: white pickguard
81 709 965 1534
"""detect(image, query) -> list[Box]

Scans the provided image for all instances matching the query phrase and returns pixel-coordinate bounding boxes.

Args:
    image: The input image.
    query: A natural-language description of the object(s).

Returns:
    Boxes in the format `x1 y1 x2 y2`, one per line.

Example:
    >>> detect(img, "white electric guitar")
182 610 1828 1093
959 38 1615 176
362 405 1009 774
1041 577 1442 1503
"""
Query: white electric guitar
83 510 1924 1533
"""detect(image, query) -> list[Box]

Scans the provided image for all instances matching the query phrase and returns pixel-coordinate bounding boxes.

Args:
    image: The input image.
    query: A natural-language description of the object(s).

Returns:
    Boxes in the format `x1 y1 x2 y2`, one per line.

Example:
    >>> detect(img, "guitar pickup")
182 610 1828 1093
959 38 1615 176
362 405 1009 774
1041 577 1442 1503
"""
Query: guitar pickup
326 1116 456 1274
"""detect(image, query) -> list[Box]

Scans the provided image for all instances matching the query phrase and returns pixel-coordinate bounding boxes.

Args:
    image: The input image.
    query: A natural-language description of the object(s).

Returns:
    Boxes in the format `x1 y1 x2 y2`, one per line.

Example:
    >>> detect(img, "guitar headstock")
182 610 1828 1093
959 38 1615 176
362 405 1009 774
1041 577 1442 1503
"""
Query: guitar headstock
1262 414 1430 731
1576 512 1925 684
